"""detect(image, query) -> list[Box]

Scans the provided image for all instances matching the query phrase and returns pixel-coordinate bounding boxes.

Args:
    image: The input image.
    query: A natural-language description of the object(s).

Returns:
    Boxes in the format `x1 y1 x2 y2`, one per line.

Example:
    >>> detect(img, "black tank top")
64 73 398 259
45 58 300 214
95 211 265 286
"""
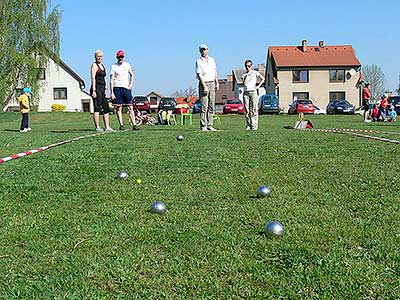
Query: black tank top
94 63 106 86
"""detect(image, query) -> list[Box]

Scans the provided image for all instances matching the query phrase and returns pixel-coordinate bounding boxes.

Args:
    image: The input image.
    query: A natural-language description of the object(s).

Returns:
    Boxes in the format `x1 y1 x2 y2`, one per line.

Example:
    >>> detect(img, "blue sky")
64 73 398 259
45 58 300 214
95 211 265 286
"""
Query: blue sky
52 0 399 96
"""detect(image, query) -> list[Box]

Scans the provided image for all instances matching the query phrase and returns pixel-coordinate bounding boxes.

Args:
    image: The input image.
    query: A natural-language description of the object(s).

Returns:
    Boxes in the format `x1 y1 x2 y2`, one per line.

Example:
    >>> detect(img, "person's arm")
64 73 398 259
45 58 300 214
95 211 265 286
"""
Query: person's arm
91 63 97 98
256 72 265 89
128 65 134 91
110 65 115 99
103 64 108 97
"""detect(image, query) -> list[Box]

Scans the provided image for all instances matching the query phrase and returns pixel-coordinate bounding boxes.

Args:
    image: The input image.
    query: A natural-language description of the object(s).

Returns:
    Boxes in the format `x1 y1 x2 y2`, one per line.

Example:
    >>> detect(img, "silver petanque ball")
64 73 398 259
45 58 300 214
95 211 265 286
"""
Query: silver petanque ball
150 201 167 214
176 134 184 141
265 221 284 237
117 170 129 180
257 185 271 198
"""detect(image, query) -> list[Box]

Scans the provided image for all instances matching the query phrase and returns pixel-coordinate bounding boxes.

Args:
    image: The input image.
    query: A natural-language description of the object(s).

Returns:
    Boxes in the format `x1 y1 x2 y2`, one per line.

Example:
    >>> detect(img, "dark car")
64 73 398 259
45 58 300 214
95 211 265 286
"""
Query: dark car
288 99 315 114
158 97 177 111
258 94 279 114
326 100 355 114
133 96 151 113
192 99 202 114
388 96 400 114
223 99 244 114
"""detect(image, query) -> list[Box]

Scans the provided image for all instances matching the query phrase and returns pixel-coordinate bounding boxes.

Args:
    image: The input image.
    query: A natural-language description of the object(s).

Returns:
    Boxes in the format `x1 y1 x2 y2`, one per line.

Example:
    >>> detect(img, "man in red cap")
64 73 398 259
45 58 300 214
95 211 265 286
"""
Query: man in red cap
110 50 138 130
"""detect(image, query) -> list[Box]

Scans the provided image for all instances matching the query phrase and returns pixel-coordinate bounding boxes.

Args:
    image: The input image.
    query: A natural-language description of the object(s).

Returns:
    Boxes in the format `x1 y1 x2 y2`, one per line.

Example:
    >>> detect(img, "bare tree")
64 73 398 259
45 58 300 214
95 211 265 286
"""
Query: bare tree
173 87 197 99
362 64 385 100
397 75 400 95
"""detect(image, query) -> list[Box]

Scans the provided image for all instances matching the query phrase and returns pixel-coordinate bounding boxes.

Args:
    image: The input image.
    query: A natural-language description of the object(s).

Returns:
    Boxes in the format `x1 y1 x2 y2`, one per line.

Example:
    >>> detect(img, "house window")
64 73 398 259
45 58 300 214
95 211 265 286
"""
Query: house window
38 68 46 80
329 92 346 102
54 88 67 100
293 92 309 100
292 70 309 83
222 95 227 100
329 70 345 82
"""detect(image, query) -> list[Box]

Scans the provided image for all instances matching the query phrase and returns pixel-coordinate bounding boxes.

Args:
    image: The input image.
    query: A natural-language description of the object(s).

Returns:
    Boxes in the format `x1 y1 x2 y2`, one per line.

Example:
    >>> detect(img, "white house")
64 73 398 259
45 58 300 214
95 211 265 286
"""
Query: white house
4 56 91 112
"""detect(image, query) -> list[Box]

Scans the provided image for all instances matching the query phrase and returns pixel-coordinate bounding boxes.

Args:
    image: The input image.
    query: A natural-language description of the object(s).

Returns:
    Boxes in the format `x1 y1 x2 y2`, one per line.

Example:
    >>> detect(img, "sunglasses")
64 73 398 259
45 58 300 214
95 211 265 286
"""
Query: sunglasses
245 65 252 68
117 56 124 59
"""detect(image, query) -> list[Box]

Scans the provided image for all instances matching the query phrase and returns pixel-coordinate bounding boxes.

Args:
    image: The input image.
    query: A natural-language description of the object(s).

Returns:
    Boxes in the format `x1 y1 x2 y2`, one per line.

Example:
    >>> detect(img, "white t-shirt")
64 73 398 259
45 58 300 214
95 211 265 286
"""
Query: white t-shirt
242 70 262 92
195 56 217 82
110 61 132 89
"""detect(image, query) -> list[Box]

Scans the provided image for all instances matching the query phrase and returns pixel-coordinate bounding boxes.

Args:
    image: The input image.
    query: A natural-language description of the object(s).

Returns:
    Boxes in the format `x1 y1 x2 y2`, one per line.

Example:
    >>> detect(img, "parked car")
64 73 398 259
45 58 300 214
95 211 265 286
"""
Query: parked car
192 99 202 114
223 99 244 114
133 96 150 113
326 100 355 114
288 99 315 114
258 94 280 114
388 96 400 114
314 105 326 115
158 97 177 111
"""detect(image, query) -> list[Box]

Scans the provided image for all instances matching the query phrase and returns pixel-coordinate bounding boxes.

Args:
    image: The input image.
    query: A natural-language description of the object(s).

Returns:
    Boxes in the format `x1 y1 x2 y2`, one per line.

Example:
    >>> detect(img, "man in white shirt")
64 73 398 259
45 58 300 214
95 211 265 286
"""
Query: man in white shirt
195 44 219 131
241 59 265 130
110 50 138 130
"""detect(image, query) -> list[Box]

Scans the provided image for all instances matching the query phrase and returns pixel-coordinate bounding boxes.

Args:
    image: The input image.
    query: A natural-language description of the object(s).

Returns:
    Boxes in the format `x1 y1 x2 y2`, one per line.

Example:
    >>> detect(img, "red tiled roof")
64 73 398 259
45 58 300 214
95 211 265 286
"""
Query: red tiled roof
176 96 198 106
269 45 361 67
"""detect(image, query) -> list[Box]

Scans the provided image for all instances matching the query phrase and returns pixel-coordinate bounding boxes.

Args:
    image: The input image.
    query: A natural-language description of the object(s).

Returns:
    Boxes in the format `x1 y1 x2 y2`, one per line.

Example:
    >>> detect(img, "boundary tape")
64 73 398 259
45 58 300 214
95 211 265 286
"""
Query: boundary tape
0 132 106 165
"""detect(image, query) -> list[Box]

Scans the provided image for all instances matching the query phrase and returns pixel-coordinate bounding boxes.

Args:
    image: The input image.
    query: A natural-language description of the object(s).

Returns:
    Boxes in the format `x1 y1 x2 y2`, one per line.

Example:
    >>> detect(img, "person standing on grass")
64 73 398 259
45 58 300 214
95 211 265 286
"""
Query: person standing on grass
90 50 114 133
18 87 32 133
195 44 219 131
241 59 265 130
362 83 371 122
110 50 138 130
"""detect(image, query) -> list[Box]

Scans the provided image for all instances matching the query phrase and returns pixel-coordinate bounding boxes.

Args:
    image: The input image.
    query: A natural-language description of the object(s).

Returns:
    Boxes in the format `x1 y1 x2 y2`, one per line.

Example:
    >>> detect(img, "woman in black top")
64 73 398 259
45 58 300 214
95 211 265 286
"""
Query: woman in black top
90 50 113 132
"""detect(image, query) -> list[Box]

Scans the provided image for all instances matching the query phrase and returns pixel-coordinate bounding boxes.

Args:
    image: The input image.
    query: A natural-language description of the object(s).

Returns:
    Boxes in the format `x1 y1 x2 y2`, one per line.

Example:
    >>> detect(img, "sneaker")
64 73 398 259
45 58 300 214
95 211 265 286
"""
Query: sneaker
26 127 32 132
119 125 125 131
207 127 218 131
95 127 104 133
201 127 208 131
20 128 28 133
104 127 114 133
132 125 140 131
246 127 251 131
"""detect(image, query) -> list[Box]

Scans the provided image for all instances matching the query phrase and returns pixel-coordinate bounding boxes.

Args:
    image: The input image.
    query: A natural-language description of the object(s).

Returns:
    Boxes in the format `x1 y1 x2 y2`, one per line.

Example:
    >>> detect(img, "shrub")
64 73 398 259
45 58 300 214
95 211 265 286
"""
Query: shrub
51 104 66 112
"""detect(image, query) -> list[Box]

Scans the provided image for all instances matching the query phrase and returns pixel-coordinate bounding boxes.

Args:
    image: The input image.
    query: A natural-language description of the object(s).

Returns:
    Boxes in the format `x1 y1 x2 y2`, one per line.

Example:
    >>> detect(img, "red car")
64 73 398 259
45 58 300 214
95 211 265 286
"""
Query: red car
223 99 245 114
288 99 315 114
133 96 151 113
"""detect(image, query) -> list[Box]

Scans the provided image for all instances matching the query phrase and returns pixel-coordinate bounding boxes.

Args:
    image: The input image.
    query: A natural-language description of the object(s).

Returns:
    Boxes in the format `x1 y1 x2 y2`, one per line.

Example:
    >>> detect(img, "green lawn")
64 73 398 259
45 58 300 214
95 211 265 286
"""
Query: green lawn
0 112 399 299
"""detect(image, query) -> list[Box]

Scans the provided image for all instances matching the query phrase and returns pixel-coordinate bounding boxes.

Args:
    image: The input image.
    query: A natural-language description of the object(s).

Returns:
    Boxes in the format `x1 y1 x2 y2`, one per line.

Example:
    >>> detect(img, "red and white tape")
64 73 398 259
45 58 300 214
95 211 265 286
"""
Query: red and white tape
305 128 400 144
0 132 105 165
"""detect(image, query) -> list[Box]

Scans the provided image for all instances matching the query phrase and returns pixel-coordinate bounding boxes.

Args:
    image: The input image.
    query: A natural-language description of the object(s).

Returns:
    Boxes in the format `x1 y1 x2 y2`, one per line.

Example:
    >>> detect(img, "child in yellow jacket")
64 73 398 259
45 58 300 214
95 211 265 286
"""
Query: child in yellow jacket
18 87 32 133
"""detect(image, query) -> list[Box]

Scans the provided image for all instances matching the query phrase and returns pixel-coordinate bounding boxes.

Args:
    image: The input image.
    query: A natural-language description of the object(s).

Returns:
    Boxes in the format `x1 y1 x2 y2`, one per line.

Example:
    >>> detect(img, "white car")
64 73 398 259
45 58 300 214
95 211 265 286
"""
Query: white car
314 105 326 115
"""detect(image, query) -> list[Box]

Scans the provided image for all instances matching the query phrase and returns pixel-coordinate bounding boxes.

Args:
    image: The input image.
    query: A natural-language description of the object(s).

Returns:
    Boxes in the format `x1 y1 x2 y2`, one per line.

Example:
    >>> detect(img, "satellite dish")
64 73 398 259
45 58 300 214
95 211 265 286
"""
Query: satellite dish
349 68 356 76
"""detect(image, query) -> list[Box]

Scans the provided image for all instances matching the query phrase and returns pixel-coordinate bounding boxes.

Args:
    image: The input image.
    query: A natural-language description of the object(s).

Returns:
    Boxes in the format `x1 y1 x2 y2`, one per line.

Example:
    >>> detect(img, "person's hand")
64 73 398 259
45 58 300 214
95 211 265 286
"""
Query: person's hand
216 83 219 91
128 84 133 91
204 89 209 96
91 91 97 98
111 93 116 100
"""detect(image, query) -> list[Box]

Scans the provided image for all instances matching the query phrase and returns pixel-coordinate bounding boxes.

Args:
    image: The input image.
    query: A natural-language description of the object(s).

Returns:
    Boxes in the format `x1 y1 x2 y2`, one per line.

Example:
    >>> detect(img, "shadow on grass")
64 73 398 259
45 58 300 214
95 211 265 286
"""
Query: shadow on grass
50 129 93 133
3 129 20 132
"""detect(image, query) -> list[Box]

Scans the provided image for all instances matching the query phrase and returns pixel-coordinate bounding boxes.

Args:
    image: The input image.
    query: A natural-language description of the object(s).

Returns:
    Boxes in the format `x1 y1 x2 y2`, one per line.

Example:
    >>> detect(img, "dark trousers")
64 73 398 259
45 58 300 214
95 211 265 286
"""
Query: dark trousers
20 113 29 130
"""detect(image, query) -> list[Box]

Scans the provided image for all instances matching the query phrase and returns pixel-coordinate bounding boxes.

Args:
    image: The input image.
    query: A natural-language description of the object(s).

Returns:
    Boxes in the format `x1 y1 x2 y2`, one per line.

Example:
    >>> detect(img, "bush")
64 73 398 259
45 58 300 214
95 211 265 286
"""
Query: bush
51 104 66 112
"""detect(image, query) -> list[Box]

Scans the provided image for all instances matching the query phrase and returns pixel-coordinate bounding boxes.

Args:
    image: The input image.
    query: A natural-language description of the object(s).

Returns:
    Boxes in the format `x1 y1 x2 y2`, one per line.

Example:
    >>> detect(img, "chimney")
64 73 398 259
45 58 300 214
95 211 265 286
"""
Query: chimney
319 40 324 48
227 74 233 81
302 39 307 52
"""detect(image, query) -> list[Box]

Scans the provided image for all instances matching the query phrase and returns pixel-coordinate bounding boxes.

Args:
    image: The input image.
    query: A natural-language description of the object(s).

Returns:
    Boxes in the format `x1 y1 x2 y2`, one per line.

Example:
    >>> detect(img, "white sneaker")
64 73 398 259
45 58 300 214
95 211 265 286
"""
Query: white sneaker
246 127 251 131
201 127 208 131
104 127 114 133
207 127 218 131
95 127 104 133
20 128 28 133
26 127 32 132
364 119 371 123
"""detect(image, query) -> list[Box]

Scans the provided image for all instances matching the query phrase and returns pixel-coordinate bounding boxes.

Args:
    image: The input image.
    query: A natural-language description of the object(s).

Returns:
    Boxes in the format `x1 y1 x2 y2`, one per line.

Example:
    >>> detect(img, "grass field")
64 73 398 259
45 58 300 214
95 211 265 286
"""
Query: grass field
0 112 399 299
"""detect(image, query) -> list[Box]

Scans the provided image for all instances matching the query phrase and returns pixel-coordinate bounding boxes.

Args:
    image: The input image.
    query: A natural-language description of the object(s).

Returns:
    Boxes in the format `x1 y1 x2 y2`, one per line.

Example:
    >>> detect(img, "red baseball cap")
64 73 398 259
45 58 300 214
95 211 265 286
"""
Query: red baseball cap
116 50 125 57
